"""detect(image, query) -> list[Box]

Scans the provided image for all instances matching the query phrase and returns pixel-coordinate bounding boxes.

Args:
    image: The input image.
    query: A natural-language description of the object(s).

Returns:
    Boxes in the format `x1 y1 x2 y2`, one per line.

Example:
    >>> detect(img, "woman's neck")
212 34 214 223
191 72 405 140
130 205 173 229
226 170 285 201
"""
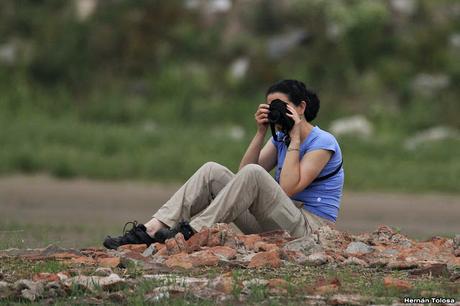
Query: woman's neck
299 121 314 143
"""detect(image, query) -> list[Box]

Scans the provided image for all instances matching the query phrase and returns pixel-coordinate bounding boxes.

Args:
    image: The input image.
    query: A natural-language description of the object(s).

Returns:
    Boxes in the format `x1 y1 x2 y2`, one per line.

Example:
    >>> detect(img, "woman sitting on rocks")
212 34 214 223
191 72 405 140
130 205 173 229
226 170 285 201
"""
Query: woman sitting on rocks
103 79 344 249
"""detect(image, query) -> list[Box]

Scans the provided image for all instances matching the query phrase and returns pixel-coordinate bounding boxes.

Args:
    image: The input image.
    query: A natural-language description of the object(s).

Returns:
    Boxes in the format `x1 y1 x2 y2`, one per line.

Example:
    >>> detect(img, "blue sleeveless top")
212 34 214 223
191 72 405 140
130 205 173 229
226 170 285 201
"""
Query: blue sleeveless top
271 126 344 222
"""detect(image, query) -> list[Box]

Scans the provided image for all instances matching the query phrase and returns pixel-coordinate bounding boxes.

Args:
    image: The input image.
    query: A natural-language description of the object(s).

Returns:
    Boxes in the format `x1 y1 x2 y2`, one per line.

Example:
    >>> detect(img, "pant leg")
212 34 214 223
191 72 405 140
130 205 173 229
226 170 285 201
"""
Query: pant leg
189 164 309 238
153 162 233 227
152 162 262 233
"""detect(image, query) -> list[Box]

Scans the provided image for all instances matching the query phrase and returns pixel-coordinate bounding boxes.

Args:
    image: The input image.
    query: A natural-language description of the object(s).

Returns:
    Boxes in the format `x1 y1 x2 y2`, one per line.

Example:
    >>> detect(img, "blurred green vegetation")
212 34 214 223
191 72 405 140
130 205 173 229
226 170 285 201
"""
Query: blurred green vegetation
0 0 459 192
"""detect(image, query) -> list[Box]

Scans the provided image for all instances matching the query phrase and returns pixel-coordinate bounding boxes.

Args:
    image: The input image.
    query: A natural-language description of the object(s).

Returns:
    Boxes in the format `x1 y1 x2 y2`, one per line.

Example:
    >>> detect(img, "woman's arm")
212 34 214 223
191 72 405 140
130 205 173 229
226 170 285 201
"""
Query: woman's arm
279 104 332 196
239 103 277 171
239 132 277 171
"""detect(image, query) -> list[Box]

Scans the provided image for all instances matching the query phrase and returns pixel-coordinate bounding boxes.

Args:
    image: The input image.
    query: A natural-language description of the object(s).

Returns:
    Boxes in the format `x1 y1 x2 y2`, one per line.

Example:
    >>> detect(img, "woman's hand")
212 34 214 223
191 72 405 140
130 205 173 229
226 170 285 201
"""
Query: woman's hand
285 104 302 138
254 103 270 133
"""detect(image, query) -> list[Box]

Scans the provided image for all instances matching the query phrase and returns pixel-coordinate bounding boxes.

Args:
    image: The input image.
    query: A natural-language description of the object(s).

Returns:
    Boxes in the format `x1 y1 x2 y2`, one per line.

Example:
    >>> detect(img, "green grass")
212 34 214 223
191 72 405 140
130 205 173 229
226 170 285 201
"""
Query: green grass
0 112 459 193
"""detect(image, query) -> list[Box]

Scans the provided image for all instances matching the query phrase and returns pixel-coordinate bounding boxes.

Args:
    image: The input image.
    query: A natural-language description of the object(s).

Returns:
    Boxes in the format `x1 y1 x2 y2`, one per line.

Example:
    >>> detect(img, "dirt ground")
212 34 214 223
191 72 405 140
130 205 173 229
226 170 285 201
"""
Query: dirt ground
0 175 459 247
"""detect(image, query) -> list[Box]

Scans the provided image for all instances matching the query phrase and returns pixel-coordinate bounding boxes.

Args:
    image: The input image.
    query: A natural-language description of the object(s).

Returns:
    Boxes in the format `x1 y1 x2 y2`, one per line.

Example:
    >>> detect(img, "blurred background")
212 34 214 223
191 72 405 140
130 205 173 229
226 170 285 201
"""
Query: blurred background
0 0 459 248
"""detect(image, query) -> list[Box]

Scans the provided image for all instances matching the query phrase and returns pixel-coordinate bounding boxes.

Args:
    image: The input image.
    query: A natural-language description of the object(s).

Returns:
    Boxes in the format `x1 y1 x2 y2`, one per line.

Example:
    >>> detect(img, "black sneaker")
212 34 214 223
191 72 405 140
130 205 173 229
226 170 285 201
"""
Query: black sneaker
103 221 157 250
154 220 195 243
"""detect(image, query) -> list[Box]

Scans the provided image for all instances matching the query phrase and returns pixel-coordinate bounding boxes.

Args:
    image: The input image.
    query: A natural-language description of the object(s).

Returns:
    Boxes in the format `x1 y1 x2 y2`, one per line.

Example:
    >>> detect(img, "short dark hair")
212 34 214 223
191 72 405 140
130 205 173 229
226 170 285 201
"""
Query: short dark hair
266 79 320 122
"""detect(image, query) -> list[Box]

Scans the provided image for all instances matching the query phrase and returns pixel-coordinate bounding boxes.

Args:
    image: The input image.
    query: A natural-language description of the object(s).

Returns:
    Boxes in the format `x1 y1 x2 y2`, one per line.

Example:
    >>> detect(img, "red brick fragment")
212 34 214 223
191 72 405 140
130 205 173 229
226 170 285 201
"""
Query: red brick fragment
383 276 413 291
32 272 60 282
118 244 147 253
248 250 281 268
186 228 209 252
98 257 121 268
164 252 193 269
174 233 189 253
208 246 237 260
254 241 279 252
165 238 181 255
238 234 263 250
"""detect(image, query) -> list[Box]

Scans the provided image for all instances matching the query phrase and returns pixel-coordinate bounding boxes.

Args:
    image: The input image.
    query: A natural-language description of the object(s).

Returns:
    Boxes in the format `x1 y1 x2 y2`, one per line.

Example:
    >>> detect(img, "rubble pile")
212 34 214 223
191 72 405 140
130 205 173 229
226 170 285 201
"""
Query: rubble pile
0 224 459 303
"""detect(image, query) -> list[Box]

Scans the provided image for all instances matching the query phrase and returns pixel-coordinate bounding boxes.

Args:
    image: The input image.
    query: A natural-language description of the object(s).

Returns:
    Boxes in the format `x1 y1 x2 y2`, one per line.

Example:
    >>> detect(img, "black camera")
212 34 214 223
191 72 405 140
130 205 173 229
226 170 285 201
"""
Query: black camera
268 99 295 145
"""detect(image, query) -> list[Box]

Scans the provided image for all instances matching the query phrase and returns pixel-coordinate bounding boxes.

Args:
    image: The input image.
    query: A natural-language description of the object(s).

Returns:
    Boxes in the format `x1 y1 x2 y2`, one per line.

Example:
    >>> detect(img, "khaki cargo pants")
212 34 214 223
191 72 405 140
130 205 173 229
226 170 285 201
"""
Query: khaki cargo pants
153 162 333 238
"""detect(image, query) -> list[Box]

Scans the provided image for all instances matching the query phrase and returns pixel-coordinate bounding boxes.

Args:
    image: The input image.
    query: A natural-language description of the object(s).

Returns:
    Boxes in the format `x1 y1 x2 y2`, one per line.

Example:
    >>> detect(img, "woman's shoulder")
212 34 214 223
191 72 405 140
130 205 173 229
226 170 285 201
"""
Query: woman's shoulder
302 126 340 152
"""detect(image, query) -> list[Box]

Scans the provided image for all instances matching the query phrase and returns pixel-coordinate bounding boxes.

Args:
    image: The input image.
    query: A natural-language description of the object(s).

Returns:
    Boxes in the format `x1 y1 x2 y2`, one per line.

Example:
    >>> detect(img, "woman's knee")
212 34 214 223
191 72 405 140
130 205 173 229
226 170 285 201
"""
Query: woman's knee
238 163 266 179
199 161 231 177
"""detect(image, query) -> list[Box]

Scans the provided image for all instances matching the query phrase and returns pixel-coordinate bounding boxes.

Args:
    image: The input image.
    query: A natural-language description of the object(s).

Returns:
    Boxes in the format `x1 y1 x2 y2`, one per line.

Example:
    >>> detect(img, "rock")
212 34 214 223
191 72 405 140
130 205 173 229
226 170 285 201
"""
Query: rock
108 291 127 303
328 294 369 306
98 257 120 268
259 230 293 246
188 249 220 267
281 250 309 264
141 244 157 257
164 252 193 269
208 246 237 260
15 279 44 302
242 278 268 288
144 285 186 302
143 274 208 288
64 273 125 292
0 281 13 299
383 276 413 291
387 260 419 270
345 242 374 255
32 273 60 282
118 244 147 253
314 278 341 295
69 255 97 265
174 233 189 253
267 278 288 295
238 234 263 250
409 263 448 277
248 250 281 269
254 241 278 252
209 276 234 294
329 115 373 139
94 267 113 277
282 236 322 255
454 235 460 257
306 252 330 266
342 256 369 267
187 227 210 252
165 238 181 255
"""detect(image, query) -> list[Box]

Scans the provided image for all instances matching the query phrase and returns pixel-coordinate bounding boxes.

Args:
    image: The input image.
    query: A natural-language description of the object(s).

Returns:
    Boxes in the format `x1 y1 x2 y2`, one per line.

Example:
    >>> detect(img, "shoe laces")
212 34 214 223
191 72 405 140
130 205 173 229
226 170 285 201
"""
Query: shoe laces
122 220 139 235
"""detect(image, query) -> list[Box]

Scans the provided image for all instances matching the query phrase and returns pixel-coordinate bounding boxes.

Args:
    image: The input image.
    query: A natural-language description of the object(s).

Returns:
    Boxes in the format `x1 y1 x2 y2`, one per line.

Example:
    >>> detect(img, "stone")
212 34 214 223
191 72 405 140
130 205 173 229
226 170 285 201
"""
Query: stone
383 276 413 291
94 267 113 277
69 255 97 265
141 244 157 257
259 230 292 246
409 263 448 277
267 278 288 295
281 250 309 264
328 294 369 306
345 242 374 255
187 227 209 252
174 233 189 253
144 285 186 302
0 281 13 299
342 256 369 267
118 244 147 253
15 279 44 302
64 273 125 292
32 273 60 282
209 276 234 294
98 257 120 268
282 236 322 255
248 250 281 268
314 278 341 295
165 238 181 255
454 235 460 257
188 250 220 267
254 241 279 252
387 260 418 270
306 252 330 266
208 246 237 260
238 234 263 250
164 252 193 269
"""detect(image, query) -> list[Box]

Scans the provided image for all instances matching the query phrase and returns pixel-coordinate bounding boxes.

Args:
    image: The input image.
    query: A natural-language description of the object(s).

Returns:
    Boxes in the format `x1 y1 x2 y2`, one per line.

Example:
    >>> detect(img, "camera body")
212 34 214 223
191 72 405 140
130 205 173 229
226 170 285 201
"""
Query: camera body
268 99 295 145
